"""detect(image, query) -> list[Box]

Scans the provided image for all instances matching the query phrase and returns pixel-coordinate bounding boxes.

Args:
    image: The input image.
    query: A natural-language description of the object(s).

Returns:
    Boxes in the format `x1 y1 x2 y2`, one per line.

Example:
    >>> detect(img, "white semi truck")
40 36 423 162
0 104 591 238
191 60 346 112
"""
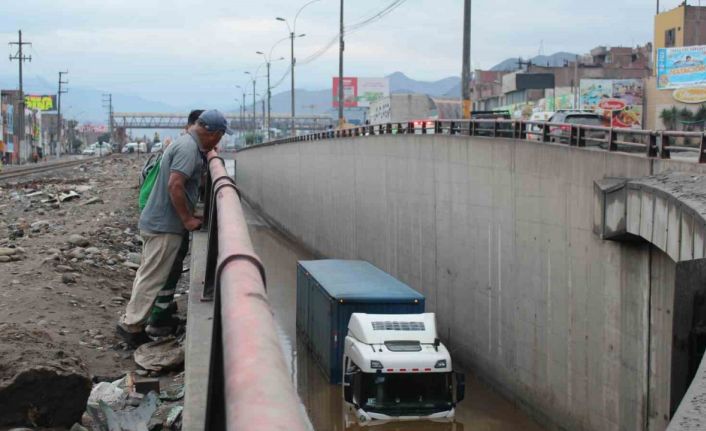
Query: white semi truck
342 313 465 425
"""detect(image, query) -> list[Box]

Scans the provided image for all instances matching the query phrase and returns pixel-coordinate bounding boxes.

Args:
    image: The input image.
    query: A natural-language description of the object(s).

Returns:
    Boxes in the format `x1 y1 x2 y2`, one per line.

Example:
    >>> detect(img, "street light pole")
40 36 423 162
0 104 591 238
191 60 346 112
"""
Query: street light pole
278 0 320 136
462 0 472 119
267 61 271 139
338 0 345 126
252 79 256 132
290 32 295 134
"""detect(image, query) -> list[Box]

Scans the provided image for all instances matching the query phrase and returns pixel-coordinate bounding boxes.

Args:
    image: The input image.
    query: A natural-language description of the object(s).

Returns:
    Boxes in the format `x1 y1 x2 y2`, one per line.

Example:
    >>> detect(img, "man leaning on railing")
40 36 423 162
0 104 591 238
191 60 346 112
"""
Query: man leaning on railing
116 110 232 346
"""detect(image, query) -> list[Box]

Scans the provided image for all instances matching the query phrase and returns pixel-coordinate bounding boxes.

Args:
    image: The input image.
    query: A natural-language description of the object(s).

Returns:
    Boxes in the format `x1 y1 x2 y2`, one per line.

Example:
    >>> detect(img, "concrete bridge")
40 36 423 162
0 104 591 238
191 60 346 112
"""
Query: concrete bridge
233 122 706 431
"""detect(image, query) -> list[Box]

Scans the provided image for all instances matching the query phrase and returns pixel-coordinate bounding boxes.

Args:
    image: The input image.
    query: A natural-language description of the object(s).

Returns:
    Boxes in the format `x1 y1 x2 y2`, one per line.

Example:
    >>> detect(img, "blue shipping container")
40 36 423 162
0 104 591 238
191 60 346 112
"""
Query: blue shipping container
296 260 425 384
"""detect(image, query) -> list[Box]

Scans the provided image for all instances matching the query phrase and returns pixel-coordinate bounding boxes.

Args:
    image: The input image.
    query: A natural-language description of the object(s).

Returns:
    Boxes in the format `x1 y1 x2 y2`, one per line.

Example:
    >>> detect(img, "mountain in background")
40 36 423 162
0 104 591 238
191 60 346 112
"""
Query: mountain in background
387 72 460 96
267 72 462 115
0 75 180 123
441 51 581 97
490 51 579 72
1 53 580 123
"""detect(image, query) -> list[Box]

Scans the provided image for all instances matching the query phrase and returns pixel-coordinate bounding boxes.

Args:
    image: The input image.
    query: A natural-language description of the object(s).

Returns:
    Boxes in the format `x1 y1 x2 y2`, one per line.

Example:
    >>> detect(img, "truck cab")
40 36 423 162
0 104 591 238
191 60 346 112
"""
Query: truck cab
342 313 465 424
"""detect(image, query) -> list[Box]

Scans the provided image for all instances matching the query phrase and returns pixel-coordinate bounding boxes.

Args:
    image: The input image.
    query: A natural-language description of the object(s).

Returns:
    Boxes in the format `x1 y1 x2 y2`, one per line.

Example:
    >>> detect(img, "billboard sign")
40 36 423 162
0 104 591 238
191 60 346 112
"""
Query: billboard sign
333 77 389 108
25 95 57 111
657 46 706 89
78 123 108 133
673 87 706 104
580 79 644 129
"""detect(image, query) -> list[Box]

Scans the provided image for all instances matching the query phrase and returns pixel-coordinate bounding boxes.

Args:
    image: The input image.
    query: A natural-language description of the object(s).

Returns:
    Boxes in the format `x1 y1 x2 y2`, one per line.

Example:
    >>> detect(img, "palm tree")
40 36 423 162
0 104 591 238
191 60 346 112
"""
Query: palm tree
660 107 678 131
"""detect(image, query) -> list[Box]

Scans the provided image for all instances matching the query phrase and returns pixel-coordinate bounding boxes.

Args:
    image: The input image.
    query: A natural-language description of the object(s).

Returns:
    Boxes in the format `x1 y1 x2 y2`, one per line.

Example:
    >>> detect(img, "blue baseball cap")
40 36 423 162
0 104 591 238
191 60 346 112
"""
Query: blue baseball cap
198 109 233 135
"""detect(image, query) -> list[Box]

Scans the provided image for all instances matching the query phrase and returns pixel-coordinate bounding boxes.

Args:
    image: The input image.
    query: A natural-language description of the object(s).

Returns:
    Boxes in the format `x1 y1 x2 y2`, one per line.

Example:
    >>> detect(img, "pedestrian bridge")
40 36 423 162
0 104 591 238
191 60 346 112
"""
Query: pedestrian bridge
227 121 706 431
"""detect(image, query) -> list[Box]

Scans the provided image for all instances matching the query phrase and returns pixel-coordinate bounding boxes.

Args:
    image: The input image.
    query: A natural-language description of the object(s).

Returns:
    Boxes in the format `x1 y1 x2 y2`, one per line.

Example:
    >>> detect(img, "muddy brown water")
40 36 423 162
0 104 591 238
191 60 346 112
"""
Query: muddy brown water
244 203 546 431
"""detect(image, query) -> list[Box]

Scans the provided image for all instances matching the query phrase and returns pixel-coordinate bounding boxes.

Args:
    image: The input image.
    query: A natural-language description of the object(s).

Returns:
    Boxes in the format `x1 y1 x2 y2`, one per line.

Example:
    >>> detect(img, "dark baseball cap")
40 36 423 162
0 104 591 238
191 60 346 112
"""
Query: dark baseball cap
198 109 233 135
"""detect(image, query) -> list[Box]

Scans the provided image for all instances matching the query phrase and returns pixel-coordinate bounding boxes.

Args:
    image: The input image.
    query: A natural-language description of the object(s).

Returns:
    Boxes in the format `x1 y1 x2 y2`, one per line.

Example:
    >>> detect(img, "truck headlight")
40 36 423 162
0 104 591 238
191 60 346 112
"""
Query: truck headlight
434 360 447 369
370 360 384 369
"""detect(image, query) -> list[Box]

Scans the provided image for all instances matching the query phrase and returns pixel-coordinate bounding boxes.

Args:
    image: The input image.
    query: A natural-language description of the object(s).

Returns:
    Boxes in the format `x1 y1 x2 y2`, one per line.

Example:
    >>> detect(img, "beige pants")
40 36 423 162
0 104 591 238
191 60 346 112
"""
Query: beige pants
121 230 183 331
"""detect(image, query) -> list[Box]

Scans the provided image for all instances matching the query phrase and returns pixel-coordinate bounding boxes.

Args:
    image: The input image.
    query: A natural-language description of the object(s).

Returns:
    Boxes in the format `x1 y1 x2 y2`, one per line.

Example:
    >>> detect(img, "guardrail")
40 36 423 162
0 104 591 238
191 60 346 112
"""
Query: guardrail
244 119 706 163
196 154 308 430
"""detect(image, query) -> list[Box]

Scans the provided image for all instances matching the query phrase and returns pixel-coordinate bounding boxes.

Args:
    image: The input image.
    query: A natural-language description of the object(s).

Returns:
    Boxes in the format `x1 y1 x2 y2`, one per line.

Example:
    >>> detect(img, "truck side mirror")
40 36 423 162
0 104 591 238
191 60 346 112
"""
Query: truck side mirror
455 372 466 403
343 372 354 403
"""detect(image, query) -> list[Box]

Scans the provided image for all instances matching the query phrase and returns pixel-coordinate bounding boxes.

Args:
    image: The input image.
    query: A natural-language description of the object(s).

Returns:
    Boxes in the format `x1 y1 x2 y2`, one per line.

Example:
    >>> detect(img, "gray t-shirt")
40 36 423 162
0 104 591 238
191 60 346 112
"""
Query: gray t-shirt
139 132 204 234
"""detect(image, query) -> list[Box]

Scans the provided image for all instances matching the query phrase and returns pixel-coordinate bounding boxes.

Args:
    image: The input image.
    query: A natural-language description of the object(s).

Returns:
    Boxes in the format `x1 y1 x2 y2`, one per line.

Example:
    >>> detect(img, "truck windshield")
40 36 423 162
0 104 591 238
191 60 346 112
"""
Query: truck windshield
358 372 453 416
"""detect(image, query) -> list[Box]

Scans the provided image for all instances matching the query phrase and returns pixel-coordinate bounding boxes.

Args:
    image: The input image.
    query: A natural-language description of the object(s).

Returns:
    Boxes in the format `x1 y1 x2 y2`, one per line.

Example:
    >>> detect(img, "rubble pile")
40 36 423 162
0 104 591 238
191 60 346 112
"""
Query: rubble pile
0 157 188 429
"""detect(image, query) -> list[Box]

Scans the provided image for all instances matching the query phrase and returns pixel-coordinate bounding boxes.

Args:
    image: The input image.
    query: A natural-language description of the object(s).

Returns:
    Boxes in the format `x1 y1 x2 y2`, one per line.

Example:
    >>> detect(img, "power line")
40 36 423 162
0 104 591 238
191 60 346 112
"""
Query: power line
297 0 408 66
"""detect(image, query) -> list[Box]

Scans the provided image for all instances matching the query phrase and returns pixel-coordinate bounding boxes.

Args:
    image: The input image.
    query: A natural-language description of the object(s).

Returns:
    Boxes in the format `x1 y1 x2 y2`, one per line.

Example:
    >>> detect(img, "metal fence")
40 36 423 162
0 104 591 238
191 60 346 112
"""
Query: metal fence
245 119 706 163
196 154 309 430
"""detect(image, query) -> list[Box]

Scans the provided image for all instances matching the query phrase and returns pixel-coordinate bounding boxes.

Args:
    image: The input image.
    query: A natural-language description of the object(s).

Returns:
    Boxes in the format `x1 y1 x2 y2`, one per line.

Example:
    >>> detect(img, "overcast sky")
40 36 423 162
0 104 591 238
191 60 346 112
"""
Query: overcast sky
0 0 688 109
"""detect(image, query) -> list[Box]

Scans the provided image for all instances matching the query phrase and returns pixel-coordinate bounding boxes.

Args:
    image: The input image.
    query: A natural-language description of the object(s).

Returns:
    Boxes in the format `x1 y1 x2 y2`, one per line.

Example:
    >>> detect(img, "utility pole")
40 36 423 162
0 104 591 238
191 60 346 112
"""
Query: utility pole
338 0 345 126
252 81 257 132
57 71 68 158
290 32 296 134
462 0 472 119
277 1 319 136
657 0 660 14
262 99 266 132
9 30 32 161
102 94 113 146
266 61 271 139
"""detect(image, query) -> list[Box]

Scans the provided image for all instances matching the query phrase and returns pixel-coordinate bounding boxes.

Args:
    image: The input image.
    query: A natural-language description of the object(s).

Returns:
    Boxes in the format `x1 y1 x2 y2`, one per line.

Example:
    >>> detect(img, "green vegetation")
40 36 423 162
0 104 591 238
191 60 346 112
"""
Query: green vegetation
660 105 706 131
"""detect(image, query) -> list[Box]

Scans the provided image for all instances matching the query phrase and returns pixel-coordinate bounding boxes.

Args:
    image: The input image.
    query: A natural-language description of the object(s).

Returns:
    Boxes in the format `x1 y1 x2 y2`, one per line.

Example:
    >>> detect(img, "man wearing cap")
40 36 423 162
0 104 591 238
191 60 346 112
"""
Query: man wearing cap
118 109 232 344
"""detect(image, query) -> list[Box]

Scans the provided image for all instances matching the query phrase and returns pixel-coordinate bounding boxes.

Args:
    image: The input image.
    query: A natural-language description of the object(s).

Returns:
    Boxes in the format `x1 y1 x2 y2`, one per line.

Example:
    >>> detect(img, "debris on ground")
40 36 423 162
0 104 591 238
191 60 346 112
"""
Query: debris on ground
88 380 128 410
0 323 92 428
0 156 188 430
133 338 185 372
86 390 159 431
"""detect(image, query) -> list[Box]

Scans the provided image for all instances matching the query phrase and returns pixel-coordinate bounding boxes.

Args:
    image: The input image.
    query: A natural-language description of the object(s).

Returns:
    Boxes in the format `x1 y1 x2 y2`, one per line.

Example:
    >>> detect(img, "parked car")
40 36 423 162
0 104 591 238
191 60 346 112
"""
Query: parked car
82 142 112 156
93 142 113 156
548 111 605 144
472 110 512 137
150 142 163 153
124 142 148 153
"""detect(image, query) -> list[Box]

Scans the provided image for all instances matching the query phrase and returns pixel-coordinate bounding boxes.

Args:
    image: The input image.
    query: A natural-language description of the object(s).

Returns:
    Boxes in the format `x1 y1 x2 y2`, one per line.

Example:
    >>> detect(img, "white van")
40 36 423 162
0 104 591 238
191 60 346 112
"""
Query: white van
527 111 555 141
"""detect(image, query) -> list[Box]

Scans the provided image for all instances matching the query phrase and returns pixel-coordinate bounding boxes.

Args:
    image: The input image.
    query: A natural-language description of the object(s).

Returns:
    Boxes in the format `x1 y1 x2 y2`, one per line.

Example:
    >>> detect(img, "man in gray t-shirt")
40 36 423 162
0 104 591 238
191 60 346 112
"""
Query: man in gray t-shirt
118 110 232 345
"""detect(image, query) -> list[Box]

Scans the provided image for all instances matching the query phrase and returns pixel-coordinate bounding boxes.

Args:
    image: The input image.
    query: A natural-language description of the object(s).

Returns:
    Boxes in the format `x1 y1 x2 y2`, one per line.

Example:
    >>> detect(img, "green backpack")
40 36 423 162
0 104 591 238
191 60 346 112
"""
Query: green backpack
139 154 161 210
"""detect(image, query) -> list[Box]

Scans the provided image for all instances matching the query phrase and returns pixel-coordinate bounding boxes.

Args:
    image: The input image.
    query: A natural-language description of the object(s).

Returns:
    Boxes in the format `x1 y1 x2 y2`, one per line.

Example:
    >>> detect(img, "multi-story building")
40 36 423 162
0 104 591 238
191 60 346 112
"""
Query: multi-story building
472 44 652 116
654 2 706 52
646 2 706 129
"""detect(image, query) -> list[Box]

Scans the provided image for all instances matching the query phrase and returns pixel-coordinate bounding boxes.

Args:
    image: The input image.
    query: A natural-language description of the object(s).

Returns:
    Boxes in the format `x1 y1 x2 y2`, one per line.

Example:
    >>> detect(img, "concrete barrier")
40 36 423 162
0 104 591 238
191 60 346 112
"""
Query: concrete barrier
237 135 706 430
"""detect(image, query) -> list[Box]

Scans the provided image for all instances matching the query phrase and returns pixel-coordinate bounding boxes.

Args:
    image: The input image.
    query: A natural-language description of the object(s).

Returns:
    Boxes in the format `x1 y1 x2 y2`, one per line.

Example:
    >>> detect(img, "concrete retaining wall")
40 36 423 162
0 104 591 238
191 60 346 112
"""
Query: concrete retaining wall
236 135 706 430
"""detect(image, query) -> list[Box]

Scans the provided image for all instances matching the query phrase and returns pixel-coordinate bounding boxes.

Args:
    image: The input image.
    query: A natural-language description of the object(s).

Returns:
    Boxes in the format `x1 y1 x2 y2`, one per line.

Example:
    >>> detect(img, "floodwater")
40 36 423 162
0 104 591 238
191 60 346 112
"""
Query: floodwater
244 204 546 431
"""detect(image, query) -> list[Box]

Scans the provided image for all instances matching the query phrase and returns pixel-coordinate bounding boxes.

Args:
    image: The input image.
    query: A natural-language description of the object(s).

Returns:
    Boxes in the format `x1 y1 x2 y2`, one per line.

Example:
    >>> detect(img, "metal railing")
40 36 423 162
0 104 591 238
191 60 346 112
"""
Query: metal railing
242 119 706 163
198 154 308 430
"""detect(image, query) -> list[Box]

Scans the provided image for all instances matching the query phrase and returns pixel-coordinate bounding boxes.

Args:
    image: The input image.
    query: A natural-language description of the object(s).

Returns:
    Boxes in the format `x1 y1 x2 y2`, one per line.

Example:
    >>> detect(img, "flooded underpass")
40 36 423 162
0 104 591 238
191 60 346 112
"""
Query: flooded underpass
243 203 547 431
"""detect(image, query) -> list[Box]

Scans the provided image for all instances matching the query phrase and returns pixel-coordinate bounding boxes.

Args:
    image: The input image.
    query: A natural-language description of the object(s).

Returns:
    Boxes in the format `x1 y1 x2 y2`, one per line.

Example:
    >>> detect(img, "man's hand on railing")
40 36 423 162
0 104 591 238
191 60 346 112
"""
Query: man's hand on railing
185 216 203 232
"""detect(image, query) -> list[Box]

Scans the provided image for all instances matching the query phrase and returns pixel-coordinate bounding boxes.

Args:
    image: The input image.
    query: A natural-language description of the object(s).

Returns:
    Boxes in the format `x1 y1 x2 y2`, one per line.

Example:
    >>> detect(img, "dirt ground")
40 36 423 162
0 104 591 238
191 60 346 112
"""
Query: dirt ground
0 154 187 429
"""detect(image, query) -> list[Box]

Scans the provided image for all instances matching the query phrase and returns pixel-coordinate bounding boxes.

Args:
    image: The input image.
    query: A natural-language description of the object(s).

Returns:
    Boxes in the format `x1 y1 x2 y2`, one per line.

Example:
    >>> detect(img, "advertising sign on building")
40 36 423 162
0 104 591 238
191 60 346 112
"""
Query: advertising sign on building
673 87 706 104
7 105 14 136
657 46 706 89
580 79 644 129
332 77 390 108
24 95 57 111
